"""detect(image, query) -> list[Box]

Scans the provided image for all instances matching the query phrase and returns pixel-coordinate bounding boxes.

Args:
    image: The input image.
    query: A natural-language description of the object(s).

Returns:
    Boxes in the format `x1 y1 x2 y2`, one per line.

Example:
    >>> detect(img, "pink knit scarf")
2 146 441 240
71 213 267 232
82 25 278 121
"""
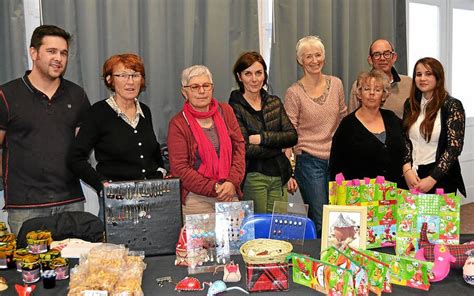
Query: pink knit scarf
183 98 232 182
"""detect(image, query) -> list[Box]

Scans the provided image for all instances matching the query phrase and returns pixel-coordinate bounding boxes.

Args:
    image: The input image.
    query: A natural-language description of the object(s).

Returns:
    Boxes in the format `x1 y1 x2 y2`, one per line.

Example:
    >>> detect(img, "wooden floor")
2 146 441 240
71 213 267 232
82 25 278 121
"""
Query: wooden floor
460 202 474 234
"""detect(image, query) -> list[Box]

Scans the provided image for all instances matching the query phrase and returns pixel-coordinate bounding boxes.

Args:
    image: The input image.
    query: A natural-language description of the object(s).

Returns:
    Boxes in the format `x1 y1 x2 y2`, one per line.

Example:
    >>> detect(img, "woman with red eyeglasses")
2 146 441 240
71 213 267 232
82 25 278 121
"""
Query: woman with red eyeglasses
167 65 245 216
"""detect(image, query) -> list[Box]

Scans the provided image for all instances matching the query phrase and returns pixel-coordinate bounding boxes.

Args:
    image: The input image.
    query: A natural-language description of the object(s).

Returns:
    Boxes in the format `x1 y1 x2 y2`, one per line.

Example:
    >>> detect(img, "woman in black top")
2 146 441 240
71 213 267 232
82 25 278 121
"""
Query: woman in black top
329 70 405 184
68 53 165 217
229 51 298 213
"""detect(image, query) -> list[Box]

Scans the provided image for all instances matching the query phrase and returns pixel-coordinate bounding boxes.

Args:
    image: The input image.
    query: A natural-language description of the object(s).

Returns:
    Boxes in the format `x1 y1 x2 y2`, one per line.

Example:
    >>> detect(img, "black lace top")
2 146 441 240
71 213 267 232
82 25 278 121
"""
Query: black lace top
403 95 466 195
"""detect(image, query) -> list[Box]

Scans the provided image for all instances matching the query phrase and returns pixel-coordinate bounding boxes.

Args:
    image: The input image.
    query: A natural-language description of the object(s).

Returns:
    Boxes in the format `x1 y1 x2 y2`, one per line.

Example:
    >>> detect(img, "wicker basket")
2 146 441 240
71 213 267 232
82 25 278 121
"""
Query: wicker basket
240 239 293 264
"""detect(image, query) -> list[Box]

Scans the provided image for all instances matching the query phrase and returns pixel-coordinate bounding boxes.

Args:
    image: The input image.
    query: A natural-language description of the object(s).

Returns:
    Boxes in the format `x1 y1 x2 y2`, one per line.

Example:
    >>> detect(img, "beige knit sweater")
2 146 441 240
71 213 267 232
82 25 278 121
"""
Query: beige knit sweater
284 75 347 160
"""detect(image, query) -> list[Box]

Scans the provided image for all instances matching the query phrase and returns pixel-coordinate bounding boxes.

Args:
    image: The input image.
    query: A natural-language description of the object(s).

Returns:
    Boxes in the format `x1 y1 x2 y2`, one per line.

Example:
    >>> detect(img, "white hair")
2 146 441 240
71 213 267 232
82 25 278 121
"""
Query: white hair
296 35 325 64
181 65 213 86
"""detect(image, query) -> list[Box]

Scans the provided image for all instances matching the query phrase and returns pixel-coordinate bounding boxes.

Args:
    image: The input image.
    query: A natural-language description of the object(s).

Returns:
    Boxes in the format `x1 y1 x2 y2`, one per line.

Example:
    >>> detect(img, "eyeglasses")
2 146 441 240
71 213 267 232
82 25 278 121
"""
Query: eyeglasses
183 83 213 92
371 51 394 60
112 73 142 80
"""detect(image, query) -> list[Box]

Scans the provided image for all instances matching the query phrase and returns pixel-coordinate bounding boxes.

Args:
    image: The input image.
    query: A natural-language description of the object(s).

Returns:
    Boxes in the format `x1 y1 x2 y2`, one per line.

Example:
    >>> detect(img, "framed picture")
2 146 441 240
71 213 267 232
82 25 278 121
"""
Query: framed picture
321 205 367 251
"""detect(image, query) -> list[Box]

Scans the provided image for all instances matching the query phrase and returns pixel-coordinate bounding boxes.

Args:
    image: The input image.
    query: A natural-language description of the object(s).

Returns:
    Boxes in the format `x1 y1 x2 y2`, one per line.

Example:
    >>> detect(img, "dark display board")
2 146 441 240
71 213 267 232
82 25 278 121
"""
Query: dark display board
103 178 182 256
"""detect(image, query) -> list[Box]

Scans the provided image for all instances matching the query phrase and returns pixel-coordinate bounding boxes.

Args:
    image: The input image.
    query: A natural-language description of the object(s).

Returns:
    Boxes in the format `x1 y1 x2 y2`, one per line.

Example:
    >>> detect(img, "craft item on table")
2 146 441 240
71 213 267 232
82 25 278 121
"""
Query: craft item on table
329 174 397 205
416 243 454 282
0 276 7 291
215 201 254 255
396 190 461 257
155 276 172 287
269 214 308 241
42 270 56 289
361 249 433 290
463 250 474 285
0 243 15 269
290 253 354 295
0 221 7 237
186 213 230 274
174 276 205 291
246 263 289 292
50 238 102 258
206 280 249 295
320 246 369 295
175 226 191 266
343 246 391 295
415 222 474 268
223 261 241 282
0 232 17 248
15 284 36 296
50 257 69 280
26 230 53 254
240 239 292 265
103 178 182 256
21 256 41 284
13 249 30 272
39 249 60 270
329 174 398 249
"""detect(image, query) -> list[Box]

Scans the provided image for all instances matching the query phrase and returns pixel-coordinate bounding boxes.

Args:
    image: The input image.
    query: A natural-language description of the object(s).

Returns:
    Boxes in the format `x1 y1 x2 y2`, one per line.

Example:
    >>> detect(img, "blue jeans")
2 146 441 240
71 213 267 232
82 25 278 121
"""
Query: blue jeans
7 202 85 236
294 152 329 236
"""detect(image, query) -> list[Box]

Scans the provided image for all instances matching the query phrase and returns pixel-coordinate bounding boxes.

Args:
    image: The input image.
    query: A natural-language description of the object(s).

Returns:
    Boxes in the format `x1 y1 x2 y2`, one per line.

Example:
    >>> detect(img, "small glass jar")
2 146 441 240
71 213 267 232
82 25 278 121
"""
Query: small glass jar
13 248 31 272
50 257 69 280
0 244 15 269
26 230 52 254
21 256 41 283
42 270 56 289
40 249 61 270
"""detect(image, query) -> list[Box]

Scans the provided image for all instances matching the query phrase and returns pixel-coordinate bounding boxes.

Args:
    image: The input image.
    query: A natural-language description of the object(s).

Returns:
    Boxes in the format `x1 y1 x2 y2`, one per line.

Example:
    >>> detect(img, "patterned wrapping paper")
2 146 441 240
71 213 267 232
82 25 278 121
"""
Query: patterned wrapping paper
320 246 369 296
343 246 391 295
245 263 289 292
396 190 461 257
290 253 355 295
329 176 398 249
360 249 434 291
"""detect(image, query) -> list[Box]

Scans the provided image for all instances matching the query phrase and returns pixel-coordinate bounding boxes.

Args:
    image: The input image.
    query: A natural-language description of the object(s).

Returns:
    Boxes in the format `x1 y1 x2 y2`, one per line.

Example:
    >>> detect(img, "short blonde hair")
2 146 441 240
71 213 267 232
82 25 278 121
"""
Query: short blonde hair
181 65 213 86
354 69 391 105
296 35 325 64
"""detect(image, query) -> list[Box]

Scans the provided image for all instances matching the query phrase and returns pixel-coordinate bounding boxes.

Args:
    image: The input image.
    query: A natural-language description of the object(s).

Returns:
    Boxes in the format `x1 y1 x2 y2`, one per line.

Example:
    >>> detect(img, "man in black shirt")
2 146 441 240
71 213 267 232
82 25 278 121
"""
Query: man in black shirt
0 25 91 235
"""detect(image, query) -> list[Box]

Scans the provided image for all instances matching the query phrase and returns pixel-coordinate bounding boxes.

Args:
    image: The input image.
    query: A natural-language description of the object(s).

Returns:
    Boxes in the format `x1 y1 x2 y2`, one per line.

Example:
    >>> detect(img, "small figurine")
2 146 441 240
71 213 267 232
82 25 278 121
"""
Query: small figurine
206 280 248 296
15 284 36 296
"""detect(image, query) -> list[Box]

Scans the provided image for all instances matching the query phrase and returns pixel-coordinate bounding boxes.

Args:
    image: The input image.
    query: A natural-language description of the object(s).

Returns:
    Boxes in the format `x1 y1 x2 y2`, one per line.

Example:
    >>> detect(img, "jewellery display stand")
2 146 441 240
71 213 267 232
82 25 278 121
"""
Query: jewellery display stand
103 178 182 256
215 201 254 255
270 202 309 248
185 213 230 275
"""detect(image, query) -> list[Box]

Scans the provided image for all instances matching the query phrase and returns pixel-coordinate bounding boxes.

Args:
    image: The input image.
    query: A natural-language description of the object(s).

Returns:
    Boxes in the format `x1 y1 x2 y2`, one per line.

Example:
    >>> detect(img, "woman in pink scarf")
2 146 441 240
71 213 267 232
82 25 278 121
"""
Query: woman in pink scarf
168 65 245 216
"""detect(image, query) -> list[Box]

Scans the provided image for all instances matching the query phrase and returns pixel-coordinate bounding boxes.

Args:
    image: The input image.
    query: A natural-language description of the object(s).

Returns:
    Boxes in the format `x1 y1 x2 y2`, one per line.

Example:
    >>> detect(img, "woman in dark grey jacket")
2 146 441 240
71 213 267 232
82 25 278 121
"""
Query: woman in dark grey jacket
229 51 298 213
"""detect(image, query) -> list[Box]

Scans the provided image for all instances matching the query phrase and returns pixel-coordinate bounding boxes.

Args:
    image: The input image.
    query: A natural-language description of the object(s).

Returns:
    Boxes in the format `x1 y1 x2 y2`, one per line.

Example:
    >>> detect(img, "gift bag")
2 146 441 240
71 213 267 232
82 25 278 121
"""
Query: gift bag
246 263 289 292
396 190 461 257
329 174 398 249
223 261 241 282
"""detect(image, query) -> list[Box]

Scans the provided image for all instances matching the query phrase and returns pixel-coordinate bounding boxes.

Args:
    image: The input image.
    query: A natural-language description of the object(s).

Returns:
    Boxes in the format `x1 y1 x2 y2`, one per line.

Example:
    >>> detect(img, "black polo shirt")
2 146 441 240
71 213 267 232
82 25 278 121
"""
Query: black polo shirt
0 71 91 208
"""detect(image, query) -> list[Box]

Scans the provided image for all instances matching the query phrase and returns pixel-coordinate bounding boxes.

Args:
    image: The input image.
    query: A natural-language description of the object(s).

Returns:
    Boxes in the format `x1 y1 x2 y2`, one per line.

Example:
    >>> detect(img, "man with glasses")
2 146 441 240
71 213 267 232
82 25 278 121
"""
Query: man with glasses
348 39 411 118
0 25 90 235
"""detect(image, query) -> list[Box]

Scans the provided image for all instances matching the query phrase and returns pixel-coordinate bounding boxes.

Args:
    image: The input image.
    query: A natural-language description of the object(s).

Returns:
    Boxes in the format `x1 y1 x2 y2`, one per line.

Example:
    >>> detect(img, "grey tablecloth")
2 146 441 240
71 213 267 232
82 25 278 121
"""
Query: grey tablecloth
1 237 474 295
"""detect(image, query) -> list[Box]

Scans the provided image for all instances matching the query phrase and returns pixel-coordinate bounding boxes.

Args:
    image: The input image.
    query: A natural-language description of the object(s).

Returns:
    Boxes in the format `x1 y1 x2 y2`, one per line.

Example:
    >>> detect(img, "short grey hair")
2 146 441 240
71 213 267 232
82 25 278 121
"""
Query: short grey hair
296 35 325 64
354 69 391 105
181 65 213 86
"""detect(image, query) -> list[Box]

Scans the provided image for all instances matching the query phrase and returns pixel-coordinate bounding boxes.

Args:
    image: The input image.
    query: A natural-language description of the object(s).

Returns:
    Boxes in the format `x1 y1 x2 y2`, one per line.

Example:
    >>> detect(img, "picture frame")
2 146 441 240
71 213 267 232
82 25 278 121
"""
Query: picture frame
321 205 367 251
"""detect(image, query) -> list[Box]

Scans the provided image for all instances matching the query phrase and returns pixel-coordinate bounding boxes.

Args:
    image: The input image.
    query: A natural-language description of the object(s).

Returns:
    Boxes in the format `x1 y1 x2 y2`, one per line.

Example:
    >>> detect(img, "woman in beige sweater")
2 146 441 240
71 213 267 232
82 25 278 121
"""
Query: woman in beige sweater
284 36 347 236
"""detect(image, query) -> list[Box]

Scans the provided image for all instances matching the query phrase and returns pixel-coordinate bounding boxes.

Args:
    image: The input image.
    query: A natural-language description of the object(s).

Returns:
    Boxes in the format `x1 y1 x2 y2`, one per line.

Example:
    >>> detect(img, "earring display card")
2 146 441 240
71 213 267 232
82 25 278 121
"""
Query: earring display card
271 202 309 244
186 213 230 274
215 201 254 255
103 178 182 256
